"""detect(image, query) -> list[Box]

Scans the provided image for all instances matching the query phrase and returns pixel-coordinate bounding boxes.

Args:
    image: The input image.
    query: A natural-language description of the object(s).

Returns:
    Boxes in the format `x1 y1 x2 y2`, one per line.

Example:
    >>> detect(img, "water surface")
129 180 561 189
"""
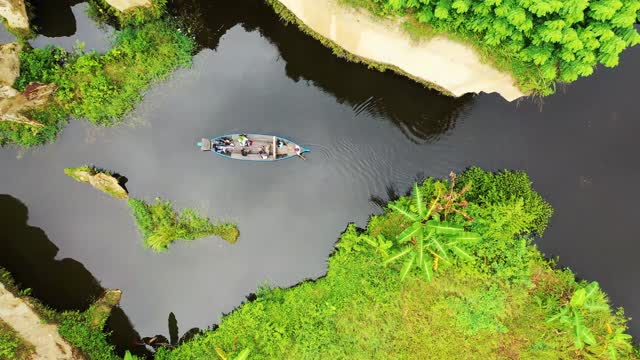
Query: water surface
1 1 639 353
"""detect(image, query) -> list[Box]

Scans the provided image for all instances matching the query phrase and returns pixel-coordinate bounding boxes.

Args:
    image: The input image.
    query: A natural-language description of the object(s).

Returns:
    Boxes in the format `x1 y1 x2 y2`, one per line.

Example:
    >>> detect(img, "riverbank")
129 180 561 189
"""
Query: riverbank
266 0 524 101
0 267 125 360
0 2 194 147
156 168 636 359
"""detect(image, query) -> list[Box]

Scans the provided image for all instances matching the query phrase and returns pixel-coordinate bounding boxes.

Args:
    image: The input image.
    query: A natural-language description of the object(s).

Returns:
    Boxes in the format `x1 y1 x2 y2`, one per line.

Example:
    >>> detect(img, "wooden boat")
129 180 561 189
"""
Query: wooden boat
197 134 310 161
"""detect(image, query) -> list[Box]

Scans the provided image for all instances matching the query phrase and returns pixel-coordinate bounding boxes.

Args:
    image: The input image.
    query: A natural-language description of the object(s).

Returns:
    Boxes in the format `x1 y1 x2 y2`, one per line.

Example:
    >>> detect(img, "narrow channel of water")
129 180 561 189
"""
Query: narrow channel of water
0 1 638 355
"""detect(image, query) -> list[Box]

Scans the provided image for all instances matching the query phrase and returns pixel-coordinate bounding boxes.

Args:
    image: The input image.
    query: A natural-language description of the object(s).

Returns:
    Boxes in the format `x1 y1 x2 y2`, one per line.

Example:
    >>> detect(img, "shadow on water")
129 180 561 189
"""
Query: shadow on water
29 0 83 37
169 0 474 143
0 194 149 357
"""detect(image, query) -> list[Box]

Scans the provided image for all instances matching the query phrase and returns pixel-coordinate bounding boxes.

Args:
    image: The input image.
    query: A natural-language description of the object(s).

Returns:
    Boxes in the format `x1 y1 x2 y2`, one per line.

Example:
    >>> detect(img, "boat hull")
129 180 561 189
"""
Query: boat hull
198 134 310 161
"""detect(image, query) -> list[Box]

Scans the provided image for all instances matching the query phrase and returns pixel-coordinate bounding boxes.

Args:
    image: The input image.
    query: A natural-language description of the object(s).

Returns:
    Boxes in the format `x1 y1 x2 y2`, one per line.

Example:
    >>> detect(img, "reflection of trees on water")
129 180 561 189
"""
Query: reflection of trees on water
169 0 474 143
0 194 149 358
29 0 83 37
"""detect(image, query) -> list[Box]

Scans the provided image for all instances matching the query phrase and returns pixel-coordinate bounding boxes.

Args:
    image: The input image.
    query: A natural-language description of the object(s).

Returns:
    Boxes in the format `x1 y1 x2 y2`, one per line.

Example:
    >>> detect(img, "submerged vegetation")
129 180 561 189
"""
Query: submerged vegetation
339 0 640 95
64 165 129 199
1 13 194 147
128 198 239 252
156 168 636 359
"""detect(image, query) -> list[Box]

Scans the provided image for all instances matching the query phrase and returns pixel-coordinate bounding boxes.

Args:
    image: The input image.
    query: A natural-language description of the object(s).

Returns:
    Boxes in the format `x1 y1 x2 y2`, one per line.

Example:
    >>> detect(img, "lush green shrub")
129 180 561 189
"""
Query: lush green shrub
156 168 636 359
128 198 239 252
459 166 553 235
57 311 118 360
346 0 640 95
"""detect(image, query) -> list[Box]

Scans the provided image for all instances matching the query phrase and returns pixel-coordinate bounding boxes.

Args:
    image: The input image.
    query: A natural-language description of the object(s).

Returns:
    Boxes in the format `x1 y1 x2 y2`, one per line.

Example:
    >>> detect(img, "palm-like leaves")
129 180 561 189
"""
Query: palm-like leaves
547 282 612 350
385 178 480 281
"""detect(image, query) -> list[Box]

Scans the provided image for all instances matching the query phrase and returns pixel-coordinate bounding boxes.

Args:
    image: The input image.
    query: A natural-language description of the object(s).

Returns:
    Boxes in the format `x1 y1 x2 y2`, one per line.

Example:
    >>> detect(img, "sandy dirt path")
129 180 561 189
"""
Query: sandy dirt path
276 0 525 101
0 283 79 360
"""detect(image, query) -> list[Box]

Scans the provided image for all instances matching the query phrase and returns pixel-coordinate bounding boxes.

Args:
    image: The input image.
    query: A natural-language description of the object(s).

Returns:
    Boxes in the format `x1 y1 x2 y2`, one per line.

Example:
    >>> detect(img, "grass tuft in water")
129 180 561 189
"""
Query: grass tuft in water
128 198 239 252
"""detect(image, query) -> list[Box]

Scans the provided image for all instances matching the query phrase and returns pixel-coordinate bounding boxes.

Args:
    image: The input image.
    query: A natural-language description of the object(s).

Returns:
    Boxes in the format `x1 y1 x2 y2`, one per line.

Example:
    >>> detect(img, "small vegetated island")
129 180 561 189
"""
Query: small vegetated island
155 168 637 359
267 0 640 98
64 165 239 252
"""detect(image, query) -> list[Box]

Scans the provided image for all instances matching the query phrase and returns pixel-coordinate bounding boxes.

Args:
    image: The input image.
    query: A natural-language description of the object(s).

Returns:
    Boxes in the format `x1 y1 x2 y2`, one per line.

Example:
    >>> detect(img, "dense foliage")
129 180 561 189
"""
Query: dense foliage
128 198 239 252
2 19 194 147
345 0 640 95
156 168 636 359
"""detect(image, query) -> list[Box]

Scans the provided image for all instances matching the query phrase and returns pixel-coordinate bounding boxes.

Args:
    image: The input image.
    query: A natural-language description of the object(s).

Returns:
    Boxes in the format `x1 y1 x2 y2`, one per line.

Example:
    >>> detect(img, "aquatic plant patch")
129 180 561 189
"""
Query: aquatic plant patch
156 168 636 359
128 198 239 252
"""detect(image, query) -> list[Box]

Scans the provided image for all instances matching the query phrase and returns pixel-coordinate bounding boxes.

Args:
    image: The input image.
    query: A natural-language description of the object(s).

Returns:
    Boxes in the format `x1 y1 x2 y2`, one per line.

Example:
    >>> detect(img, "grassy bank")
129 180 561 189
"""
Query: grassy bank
156 168 636 359
1 17 194 147
128 198 239 252
337 0 640 96
0 267 122 360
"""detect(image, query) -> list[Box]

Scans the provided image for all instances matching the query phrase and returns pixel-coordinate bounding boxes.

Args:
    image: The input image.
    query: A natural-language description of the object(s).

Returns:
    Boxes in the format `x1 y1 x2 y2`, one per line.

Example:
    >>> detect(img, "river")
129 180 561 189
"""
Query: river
1 0 639 355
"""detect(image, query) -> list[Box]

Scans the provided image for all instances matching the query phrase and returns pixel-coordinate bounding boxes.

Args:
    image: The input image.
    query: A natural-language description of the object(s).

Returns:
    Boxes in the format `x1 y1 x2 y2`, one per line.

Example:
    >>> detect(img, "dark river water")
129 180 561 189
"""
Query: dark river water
1 0 639 354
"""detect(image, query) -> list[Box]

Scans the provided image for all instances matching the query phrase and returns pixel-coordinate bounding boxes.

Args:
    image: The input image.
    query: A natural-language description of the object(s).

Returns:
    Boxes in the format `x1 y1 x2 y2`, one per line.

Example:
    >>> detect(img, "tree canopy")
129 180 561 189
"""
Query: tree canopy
372 0 640 94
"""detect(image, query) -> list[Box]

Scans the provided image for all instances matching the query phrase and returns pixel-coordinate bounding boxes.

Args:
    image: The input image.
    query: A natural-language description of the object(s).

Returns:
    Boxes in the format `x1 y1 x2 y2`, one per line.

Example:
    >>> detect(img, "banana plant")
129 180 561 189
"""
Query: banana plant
547 282 609 350
385 181 480 281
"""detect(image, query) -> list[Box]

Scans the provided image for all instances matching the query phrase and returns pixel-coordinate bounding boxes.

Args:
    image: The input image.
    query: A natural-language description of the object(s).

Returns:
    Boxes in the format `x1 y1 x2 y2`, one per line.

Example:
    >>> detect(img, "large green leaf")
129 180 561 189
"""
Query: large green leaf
572 310 597 349
417 231 425 265
400 253 416 281
546 307 569 323
396 222 422 244
388 203 418 222
450 232 482 243
422 256 433 282
414 182 426 218
383 247 413 265
425 220 464 234
430 237 449 259
583 282 600 300
570 288 587 307
450 244 473 261
234 349 251 360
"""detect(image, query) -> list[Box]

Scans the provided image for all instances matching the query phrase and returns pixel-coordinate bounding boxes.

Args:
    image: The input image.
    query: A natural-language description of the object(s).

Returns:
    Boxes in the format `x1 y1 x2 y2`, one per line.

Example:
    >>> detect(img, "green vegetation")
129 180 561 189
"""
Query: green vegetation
156 168 636 359
64 166 129 199
0 267 119 360
128 198 239 252
1 17 194 147
0 319 34 360
87 0 167 27
339 0 640 95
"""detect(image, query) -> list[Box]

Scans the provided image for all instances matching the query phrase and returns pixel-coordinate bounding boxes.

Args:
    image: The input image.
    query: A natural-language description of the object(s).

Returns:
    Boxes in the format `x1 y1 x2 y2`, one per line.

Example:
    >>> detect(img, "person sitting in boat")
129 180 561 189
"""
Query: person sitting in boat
276 139 286 148
214 144 233 154
241 148 249 157
259 147 268 160
238 134 252 147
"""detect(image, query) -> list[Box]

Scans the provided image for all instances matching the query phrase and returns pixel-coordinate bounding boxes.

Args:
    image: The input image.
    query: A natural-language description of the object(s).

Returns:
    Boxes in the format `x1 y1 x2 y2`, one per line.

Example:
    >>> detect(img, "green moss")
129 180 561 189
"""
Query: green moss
128 198 239 252
264 0 455 97
156 168 636 359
